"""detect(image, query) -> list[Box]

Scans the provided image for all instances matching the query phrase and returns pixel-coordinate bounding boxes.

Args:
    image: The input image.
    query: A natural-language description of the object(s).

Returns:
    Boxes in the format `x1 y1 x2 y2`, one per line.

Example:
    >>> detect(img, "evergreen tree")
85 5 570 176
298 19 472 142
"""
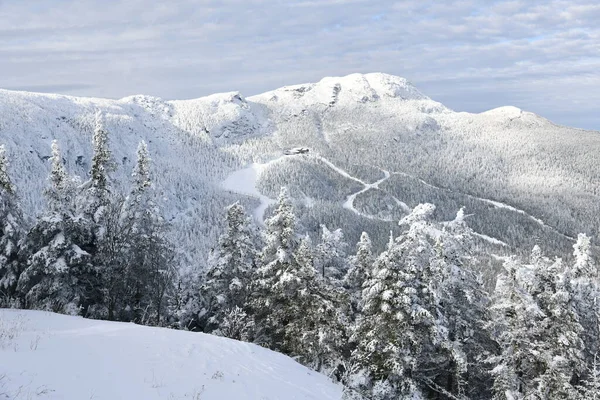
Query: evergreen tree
251 189 347 370
570 233 600 368
203 202 258 333
251 187 300 347
351 204 452 399
0 145 25 303
99 141 175 324
17 141 95 315
90 111 112 197
531 258 584 398
315 224 348 285
436 209 495 398
580 355 600 399
488 257 544 399
344 232 374 314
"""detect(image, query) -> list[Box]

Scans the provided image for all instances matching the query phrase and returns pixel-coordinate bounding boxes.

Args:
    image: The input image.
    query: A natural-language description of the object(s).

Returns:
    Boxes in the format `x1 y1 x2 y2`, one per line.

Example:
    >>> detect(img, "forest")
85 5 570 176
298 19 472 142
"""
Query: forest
1 113 599 400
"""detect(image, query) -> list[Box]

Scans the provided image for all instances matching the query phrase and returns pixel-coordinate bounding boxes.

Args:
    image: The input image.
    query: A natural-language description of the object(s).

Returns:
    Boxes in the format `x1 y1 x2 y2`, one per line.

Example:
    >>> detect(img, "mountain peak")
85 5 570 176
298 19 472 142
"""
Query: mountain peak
250 72 430 108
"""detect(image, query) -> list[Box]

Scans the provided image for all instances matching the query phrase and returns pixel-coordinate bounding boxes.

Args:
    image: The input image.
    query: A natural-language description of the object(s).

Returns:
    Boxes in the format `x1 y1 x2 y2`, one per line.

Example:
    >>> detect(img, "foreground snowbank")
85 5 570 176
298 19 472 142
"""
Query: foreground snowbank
0 309 342 400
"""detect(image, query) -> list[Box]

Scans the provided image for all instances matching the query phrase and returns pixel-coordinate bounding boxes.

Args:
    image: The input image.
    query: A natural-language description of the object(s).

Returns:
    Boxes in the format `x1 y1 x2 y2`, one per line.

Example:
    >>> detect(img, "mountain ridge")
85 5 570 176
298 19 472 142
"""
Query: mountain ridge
1 72 599 270
1 73 577 129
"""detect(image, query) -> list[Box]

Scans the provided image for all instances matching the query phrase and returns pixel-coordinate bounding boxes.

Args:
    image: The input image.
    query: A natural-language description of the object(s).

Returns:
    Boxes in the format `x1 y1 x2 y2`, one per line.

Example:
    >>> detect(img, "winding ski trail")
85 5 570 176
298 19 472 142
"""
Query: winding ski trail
222 153 573 245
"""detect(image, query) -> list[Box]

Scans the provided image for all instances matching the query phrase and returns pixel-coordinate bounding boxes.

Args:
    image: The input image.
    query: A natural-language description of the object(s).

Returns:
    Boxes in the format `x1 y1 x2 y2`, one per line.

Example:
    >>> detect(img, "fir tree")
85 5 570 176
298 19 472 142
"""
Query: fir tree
251 189 346 370
488 257 544 399
0 145 25 303
203 202 258 332
17 141 94 315
344 231 374 314
352 204 451 398
315 224 348 285
531 259 584 398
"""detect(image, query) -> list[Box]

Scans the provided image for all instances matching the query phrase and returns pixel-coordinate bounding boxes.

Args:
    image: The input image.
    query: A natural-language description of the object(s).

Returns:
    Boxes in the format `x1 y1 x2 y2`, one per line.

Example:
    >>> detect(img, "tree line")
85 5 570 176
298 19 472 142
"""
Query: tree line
1 113 600 399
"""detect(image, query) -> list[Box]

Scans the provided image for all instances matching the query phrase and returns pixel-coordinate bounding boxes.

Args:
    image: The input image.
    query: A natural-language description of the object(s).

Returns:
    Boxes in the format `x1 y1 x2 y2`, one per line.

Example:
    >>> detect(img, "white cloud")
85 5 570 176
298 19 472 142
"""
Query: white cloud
0 0 598 129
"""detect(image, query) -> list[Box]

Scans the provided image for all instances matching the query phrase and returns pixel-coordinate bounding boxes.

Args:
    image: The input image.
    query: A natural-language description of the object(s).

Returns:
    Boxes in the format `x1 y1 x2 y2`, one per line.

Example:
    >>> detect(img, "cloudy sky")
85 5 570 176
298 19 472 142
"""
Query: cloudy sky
1 0 599 129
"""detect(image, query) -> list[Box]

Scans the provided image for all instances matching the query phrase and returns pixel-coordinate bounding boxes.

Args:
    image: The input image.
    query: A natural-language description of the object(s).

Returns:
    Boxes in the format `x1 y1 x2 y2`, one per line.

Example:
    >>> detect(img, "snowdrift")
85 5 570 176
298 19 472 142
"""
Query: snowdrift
0 309 342 400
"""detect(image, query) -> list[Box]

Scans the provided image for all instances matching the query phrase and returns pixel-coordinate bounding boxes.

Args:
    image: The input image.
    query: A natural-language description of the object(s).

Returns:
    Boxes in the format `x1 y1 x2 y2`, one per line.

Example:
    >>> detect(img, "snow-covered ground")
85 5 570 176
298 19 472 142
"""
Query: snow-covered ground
221 161 277 223
0 309 342 400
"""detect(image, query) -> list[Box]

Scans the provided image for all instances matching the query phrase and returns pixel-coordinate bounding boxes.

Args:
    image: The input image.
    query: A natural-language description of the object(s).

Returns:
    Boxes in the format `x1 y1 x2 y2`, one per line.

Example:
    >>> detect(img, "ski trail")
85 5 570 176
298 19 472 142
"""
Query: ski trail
221 158 282 224
342 170 394 220
472 232 509 247
313 154 397 220
314 155 367 186
389 170 575 241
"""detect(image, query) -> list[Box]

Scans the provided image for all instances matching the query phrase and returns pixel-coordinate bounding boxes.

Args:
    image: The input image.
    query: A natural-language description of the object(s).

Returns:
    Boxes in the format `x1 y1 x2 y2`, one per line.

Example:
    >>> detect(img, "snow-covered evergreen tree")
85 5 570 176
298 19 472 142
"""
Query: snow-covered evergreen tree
488 256 546 399
436 208 495 397
351 204 452 398
203 202 258 332
90 111 112 198
580 355 600 399
315 225 348 285
98 141 175 324
344 232 374 314
0 145 25 302
252 189 347 370
530 258 584 398
570 233 600 369
218 306 255 341
17 140 94 315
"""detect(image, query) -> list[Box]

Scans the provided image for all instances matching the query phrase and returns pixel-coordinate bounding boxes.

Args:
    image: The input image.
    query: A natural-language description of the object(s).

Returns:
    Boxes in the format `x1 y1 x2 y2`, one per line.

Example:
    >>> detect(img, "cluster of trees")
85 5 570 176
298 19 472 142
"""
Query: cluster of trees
185 192 600 399
2 112 600 399
0 112 175 325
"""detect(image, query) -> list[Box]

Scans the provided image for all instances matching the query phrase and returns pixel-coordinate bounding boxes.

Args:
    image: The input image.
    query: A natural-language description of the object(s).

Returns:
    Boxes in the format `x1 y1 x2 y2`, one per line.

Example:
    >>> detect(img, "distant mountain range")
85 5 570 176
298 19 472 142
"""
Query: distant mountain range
1 72 599 270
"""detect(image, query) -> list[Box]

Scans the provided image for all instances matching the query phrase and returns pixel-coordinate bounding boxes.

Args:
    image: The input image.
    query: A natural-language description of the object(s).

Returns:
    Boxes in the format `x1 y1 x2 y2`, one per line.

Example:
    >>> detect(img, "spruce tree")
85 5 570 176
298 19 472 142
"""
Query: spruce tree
101 140 175 324
436 208 495 397
344 231 374 314
0 145 25 303
352 204 451 398
17 140 94 315
315 225 348 285
570 233 600 369
203 202 258 333
488 256 544 399
251 189 346 370
531 258 584 398
251 187 300 347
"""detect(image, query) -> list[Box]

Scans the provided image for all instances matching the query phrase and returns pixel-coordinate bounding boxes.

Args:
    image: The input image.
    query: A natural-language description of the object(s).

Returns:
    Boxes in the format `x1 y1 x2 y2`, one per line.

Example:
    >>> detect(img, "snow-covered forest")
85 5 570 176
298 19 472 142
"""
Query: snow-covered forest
2 108 600 399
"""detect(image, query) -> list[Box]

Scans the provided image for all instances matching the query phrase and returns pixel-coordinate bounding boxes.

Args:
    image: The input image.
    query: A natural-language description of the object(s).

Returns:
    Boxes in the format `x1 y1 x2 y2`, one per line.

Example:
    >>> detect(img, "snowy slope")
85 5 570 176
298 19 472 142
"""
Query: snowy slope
0 309 342 400
1 72 599 261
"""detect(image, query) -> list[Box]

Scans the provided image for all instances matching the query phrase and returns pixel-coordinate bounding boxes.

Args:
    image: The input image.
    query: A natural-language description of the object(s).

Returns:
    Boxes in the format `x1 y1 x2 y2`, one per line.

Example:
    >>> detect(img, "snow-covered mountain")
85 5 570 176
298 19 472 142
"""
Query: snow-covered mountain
1 72 599 267
0 309 342 399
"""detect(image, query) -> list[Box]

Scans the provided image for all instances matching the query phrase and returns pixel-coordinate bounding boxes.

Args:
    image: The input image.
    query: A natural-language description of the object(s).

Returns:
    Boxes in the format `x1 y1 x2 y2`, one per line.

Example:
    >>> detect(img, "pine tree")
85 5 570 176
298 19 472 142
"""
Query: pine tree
0 145 25 303
203 202 258 333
